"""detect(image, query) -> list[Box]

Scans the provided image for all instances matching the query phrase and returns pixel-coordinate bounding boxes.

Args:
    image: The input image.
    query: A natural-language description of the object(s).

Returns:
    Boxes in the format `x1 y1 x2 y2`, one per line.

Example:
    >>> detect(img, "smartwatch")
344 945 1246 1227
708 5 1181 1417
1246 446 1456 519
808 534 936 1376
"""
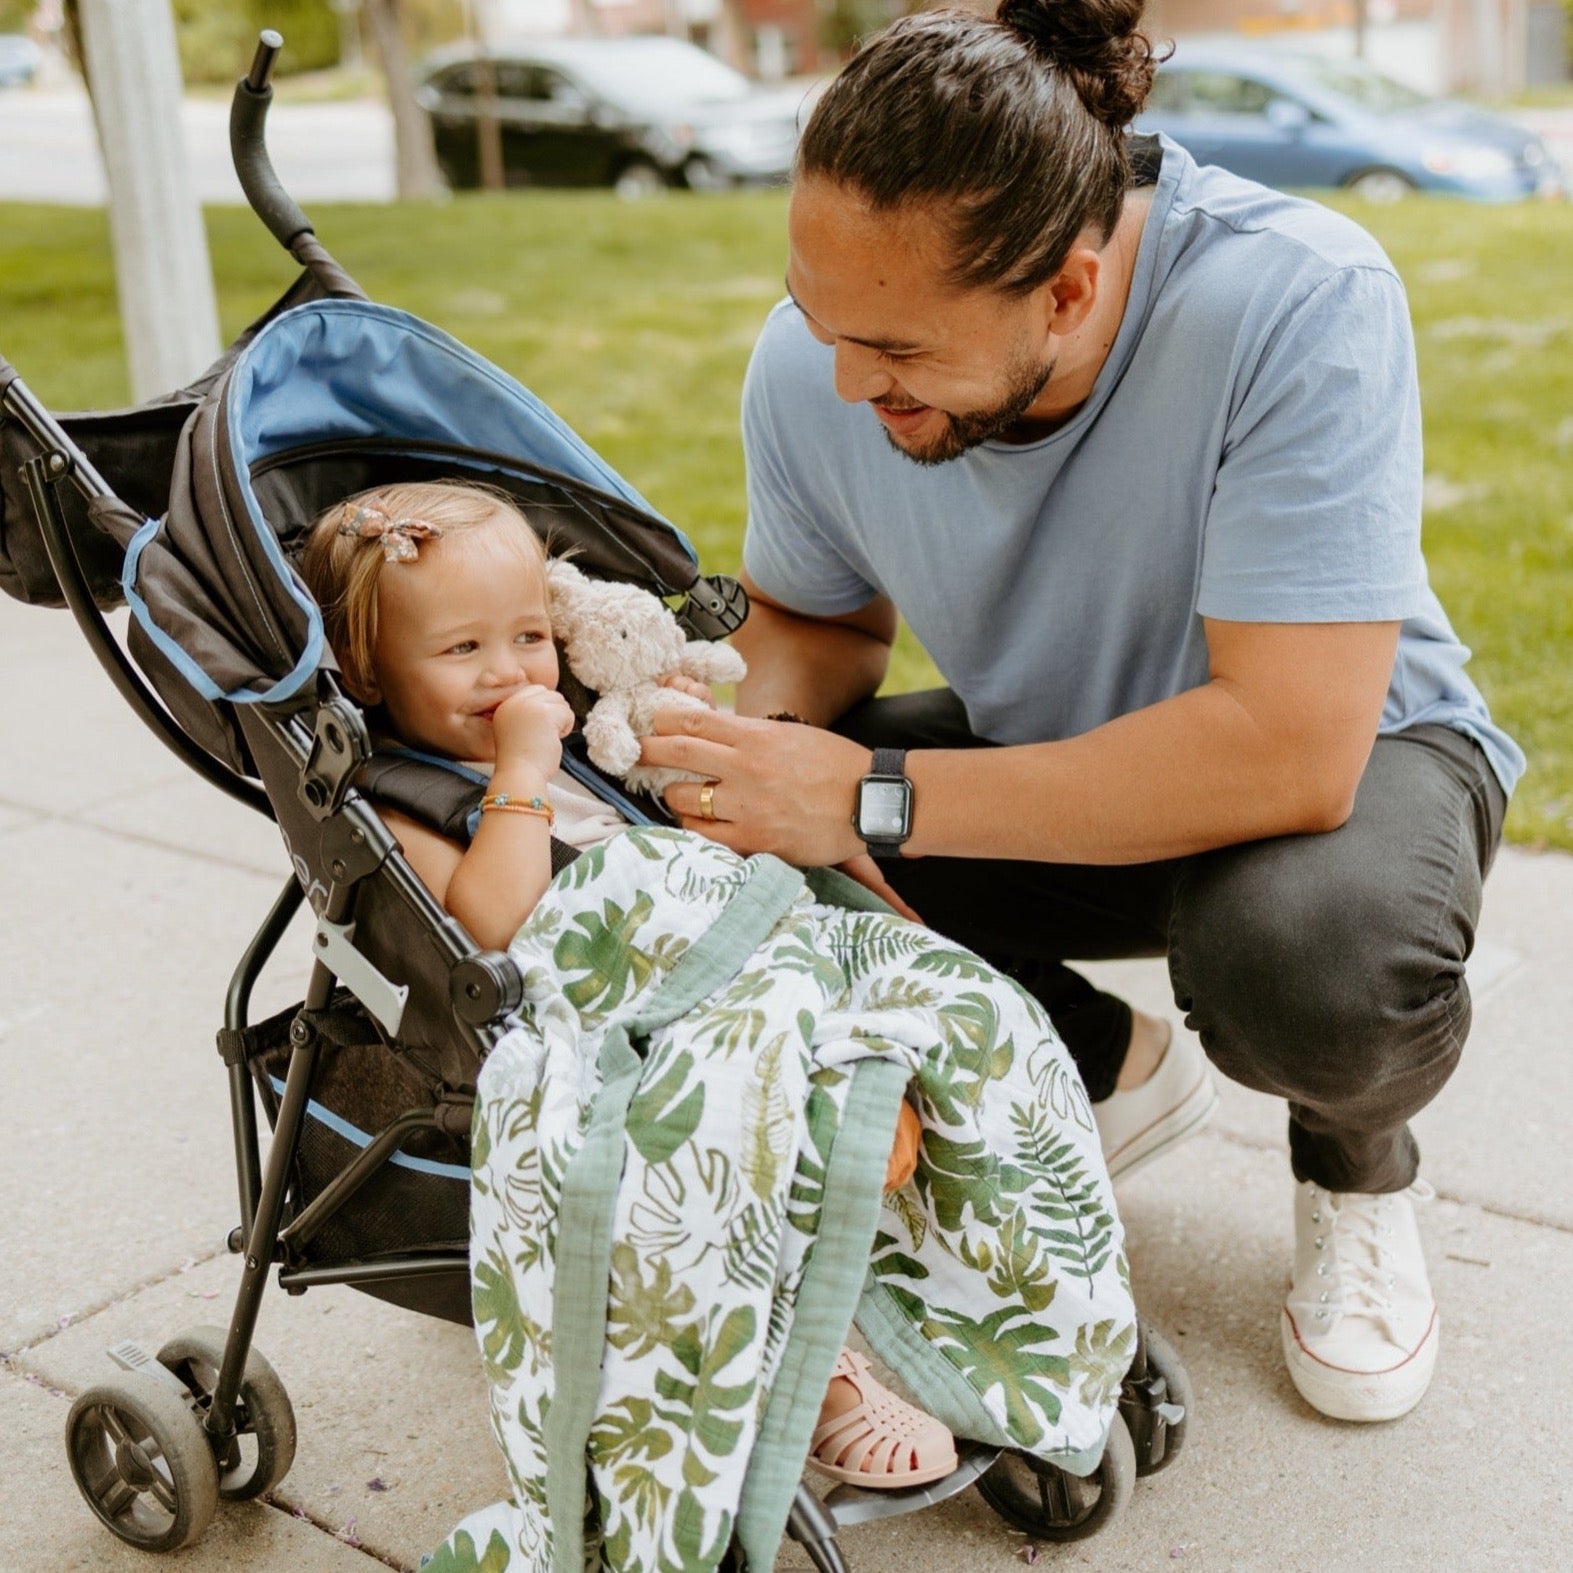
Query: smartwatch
854 748 913 860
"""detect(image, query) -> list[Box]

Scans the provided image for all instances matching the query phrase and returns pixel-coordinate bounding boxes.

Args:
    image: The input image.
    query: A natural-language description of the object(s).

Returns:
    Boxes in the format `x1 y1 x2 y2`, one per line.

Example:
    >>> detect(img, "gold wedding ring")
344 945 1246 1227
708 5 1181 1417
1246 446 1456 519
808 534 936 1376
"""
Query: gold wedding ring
698 781 717 822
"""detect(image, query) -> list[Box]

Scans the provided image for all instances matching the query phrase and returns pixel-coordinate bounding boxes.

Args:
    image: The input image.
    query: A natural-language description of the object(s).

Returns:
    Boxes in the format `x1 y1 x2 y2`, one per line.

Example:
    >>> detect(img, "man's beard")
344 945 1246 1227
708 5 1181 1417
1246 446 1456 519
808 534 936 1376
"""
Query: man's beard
878 348 1056 467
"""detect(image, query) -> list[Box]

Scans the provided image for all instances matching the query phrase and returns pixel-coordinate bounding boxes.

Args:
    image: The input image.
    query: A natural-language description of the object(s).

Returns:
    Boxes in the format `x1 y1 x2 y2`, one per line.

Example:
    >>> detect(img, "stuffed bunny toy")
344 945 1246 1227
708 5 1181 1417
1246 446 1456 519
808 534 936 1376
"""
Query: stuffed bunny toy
546 559 747 797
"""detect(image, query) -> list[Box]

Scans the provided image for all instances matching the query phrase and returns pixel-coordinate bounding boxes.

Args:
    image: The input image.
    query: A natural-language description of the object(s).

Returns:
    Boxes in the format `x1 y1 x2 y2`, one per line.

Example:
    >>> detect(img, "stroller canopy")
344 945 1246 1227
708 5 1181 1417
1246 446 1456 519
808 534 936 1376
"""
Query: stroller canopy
117 299 703 772
230 300 670 531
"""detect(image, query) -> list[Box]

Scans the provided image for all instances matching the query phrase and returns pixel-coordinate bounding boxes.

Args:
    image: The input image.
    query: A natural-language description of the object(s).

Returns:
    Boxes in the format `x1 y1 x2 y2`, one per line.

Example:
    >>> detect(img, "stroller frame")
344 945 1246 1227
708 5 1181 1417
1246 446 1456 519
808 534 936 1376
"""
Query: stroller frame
2 32 1190 1563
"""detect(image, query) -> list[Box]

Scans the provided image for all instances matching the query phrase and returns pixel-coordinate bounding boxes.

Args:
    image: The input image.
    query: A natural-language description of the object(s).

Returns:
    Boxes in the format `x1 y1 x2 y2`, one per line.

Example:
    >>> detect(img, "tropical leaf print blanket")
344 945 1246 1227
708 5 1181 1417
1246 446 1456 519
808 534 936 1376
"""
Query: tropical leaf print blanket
429 827 1134 1573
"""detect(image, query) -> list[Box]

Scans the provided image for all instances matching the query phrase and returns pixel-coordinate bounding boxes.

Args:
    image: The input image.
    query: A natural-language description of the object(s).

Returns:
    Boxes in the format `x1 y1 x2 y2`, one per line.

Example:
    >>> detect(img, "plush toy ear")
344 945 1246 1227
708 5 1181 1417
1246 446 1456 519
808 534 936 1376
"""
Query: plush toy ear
546 558 591 640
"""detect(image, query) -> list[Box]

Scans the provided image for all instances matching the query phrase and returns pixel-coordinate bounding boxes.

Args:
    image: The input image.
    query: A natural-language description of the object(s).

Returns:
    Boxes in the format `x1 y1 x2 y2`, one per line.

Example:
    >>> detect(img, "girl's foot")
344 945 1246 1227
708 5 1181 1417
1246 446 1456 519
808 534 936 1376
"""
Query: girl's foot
808 1348 957 1488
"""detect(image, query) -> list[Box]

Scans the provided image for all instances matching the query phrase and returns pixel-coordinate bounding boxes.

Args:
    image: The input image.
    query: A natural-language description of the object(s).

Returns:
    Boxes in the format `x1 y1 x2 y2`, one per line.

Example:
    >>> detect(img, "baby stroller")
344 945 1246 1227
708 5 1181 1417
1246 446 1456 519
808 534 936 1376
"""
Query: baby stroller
0 34 1191 1563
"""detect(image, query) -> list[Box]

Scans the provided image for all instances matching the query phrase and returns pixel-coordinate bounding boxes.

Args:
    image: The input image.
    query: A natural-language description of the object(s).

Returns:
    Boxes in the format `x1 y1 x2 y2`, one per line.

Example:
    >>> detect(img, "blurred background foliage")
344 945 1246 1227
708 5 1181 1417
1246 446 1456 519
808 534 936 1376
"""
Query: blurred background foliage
168 0 341 80
36 0 468 84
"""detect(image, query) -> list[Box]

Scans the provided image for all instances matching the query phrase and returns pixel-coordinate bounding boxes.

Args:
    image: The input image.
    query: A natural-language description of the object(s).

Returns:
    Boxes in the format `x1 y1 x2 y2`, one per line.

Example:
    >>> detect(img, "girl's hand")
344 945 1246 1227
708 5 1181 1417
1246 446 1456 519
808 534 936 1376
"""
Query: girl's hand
659 673 715 708
492 685 575 777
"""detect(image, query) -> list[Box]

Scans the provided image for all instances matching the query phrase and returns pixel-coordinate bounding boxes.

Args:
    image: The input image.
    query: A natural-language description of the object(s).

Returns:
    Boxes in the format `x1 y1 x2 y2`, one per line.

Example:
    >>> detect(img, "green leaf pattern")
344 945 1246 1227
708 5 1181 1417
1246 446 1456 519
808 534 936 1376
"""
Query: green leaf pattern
430 828 1133 1573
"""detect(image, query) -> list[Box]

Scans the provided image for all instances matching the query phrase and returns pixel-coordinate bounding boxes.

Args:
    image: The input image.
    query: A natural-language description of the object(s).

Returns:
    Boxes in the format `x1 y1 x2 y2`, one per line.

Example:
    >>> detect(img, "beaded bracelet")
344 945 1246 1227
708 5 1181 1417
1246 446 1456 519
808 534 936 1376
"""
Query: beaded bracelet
479 793 554 824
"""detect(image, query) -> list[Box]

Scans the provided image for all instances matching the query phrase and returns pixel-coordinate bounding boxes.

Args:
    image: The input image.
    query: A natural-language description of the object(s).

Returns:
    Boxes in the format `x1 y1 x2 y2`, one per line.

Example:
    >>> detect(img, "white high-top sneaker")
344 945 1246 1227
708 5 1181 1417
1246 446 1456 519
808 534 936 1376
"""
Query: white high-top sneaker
1281 1179 1439 1422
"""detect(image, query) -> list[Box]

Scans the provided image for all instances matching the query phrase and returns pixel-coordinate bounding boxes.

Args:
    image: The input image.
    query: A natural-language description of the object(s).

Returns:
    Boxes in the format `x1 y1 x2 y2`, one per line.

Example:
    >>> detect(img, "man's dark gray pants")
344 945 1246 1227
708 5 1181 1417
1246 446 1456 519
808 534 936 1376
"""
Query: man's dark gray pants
837 691 1507 1196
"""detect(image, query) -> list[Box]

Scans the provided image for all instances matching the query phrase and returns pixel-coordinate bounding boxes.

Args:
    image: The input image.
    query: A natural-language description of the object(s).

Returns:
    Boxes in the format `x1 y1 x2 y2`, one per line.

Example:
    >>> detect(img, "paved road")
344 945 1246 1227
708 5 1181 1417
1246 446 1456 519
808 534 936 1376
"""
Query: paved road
2 83 1569 210
0 83 393 205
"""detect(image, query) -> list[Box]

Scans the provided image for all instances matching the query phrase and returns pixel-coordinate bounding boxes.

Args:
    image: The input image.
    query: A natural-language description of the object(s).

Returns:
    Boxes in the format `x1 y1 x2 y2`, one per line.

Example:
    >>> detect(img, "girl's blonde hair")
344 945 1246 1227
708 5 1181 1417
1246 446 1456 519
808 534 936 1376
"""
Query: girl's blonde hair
300 480 546 702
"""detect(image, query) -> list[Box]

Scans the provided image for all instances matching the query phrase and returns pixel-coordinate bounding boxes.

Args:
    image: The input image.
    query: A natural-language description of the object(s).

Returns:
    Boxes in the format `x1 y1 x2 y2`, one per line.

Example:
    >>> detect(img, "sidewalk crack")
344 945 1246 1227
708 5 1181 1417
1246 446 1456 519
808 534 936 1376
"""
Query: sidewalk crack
264 1495 415 1571
0 1367 401 1567
2 1243 232 1363
1213 1128 1573 1235
0 792 285 879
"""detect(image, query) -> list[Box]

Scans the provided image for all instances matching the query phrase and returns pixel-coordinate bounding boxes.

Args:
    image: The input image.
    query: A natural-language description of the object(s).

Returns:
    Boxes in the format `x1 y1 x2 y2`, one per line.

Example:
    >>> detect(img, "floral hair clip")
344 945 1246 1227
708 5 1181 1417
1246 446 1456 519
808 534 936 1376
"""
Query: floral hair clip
336 502 443 563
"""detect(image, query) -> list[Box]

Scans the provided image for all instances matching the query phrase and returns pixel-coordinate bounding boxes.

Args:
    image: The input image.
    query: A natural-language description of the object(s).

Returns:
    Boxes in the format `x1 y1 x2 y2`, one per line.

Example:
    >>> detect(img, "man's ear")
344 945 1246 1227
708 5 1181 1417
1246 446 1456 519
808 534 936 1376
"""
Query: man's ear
1035 244 1102 340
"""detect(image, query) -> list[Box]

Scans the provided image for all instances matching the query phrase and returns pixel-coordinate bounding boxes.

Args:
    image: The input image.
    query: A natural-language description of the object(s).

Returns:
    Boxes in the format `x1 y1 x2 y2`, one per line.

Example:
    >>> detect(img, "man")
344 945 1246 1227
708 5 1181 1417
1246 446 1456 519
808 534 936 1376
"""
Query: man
640 2 1520 1424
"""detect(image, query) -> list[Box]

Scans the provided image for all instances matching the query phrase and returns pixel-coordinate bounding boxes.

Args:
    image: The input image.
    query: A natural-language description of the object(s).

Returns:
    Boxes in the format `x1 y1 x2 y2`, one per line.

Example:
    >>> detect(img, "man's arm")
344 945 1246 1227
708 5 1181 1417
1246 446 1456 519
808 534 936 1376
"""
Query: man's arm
731 568 898 726
643 617 1399 868
905 617 1398 863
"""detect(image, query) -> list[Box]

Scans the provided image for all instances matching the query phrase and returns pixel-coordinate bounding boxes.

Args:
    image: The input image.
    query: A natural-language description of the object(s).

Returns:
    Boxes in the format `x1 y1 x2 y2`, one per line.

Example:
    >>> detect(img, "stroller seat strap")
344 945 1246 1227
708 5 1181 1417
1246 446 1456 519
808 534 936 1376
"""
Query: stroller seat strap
358 748 581 878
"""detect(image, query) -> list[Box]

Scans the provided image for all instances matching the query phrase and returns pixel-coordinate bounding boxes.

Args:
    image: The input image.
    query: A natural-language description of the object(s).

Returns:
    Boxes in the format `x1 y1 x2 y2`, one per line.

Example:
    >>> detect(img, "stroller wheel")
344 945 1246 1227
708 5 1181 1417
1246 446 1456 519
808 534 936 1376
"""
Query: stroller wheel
66 1370 220 1552
157 1326 297 1500
1130 1323 1192 1476
975 1415 1136 1543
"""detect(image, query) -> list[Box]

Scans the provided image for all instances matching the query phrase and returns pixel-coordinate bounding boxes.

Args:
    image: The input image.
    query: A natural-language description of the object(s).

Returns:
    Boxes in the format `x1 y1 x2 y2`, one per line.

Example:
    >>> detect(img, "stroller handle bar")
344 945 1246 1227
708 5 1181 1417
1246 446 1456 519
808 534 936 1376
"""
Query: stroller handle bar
246 28 283 92
231 31 316 252
0 372 112 503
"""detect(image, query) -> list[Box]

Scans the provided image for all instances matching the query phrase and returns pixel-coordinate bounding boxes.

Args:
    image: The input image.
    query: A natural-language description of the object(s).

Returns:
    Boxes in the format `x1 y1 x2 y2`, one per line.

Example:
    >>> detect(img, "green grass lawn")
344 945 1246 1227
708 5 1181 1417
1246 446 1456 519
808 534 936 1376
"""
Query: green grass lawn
1 191 1569 847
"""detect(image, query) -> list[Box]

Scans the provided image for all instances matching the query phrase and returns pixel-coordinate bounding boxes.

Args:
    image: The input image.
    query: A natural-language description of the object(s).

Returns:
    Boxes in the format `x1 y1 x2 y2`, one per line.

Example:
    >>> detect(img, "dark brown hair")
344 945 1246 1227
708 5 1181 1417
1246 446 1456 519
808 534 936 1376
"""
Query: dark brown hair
797 0 1166 294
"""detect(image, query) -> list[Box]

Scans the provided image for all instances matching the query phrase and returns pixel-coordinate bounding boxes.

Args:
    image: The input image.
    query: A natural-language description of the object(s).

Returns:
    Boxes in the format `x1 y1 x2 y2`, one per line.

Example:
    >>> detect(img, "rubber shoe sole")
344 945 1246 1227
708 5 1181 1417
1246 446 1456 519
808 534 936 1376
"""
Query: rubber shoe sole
1280 1304 1439 1422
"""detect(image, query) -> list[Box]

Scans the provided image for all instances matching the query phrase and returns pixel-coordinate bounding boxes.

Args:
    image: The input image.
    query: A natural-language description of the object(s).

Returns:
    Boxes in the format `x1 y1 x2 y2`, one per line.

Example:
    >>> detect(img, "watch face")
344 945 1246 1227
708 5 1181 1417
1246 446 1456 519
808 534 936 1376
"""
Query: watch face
858 778 912 839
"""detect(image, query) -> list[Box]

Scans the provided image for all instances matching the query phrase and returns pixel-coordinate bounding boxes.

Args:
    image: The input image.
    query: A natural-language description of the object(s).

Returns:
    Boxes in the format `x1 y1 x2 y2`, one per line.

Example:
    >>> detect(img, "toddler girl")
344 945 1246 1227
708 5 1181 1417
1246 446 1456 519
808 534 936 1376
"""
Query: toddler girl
302 480 951 1488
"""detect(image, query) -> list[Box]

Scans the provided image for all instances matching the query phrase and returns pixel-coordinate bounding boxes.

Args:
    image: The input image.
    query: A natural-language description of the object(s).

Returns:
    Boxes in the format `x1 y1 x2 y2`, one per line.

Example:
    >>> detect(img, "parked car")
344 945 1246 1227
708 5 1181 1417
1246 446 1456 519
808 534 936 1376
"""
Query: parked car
416 36 803 198
1136 45 1564 201
0 34 42 88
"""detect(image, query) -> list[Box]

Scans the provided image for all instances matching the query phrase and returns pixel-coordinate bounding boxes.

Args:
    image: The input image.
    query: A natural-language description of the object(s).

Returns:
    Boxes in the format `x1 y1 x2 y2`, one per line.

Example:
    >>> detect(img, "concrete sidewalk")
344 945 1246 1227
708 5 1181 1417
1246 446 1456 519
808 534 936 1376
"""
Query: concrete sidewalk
1 589 1567 1571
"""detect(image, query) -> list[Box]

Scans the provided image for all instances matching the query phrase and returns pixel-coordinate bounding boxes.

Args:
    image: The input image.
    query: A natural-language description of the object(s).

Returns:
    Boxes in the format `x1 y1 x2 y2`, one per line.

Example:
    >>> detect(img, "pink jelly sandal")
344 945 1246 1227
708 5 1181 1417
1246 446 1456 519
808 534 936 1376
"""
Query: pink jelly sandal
808 1348 958 1489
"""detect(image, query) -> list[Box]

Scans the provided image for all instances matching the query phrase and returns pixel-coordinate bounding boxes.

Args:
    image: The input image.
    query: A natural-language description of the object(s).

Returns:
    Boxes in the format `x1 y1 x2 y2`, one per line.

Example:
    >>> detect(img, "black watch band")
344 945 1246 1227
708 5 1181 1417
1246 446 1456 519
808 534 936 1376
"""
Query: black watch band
857 747 912 860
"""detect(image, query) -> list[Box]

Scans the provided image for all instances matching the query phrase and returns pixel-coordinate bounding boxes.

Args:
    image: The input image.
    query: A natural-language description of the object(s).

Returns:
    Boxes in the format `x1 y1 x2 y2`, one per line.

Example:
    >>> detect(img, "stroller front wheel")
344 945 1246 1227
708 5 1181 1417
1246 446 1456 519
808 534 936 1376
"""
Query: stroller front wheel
66 1371 220 1552
975 1414 1136 1543
157 1325 297 1501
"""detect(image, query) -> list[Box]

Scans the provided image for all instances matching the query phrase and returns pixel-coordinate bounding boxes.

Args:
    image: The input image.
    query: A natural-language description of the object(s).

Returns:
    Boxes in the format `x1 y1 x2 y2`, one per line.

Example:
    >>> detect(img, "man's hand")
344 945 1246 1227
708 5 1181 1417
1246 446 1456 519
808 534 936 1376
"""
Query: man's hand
643 709 873 867
836 854 923 922
658 673 716 707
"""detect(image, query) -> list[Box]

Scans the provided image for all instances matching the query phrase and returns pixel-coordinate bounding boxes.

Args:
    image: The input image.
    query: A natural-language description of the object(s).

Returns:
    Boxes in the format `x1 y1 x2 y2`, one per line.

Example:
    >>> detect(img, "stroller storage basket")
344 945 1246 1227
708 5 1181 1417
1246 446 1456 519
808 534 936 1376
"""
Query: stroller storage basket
244 994 471 1283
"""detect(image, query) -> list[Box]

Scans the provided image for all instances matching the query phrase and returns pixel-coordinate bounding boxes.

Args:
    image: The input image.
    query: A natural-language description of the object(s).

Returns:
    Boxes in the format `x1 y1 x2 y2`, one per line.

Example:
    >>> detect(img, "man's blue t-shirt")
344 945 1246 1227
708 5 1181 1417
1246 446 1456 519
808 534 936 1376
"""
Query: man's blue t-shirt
741 137 1523 796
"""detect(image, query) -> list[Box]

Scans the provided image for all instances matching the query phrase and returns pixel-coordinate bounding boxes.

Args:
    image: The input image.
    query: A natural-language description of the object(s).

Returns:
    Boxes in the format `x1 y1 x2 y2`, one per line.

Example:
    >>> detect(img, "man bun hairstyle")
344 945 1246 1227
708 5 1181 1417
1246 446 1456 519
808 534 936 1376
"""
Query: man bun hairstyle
797 0 1166 295
996 0 1158 132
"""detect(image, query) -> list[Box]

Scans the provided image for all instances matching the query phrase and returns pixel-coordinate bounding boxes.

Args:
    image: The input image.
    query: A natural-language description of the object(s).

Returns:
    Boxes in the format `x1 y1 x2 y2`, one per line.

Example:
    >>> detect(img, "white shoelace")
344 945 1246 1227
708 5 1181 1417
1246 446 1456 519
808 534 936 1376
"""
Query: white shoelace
1307 1181 1434 1342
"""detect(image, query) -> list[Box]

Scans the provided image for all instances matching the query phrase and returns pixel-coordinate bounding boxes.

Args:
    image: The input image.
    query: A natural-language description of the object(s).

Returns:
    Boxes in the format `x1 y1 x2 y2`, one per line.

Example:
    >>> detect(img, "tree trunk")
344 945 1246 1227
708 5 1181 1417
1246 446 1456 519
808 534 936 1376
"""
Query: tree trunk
77 0 221 402
711 0 752 74
361 0 444 199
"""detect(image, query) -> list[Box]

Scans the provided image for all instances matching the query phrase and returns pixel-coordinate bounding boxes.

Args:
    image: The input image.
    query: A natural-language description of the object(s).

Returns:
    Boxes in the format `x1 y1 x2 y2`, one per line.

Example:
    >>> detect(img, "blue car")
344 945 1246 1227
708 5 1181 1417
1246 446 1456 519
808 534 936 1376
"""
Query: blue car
1136 45 1563 201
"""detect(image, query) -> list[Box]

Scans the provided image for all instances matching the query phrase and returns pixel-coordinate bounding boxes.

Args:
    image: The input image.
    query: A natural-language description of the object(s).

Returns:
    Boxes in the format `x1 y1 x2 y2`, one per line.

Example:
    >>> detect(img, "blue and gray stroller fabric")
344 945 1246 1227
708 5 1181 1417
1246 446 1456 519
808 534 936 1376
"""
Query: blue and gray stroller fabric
429 827 1136 1573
